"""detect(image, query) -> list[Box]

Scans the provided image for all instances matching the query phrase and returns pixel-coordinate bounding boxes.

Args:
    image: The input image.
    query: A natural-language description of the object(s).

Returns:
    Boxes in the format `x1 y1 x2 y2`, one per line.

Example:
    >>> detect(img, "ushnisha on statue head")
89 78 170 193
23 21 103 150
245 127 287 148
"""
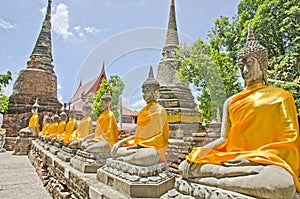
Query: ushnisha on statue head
238 24 268 86
142 66 160 103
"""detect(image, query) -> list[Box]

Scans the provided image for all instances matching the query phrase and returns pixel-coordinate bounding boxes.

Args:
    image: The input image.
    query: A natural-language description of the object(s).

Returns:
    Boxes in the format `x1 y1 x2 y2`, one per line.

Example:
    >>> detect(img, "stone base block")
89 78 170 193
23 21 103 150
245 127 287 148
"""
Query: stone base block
70 155 105 173
57 147 77 162
49 145 60 155
161 178 257 199
97 165 175 198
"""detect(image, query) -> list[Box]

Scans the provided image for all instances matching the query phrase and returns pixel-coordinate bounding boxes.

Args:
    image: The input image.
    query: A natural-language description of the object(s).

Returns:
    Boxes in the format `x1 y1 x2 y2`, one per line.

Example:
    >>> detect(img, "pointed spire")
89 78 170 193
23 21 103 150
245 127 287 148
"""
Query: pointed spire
30 0 53 65
165 0 179 47
247 24 255 41
148 65 154 78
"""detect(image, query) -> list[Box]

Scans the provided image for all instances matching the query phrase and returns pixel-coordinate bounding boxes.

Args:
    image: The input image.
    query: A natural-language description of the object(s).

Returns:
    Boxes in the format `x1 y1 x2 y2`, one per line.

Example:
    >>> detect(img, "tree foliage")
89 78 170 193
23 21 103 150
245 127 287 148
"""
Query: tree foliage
178 0 300 122
0 71 12 113
91 75 125 120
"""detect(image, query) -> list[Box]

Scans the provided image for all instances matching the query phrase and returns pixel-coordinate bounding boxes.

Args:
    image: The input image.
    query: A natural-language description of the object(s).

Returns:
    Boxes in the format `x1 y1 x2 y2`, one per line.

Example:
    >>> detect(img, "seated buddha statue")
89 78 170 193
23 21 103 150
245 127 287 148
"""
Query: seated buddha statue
39 115 51 138
20 98 40 137
178 25 300 199
68 101 93 147
60 107 77 145
111 66 169 166
44 113 59 141
0 113 6 152
69 90 118 153
51 112 67 142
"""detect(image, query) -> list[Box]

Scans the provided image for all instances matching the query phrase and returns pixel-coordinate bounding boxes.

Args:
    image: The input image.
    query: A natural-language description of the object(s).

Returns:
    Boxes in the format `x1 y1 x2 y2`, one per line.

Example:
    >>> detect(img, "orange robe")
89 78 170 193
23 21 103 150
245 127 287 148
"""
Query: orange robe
187 82 300 191
47 122 59 138
127 102 169 162
91 110 118 148
28 114 40 134
40 122 50 136
68 116 93 143
62 118 77 145
56 121 66 140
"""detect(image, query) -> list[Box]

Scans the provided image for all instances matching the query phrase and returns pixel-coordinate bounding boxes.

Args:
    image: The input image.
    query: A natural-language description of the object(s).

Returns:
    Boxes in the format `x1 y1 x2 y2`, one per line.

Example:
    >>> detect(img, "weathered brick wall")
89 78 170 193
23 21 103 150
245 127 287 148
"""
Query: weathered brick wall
167 122 221 174
8 69 62 114
29 143 90 199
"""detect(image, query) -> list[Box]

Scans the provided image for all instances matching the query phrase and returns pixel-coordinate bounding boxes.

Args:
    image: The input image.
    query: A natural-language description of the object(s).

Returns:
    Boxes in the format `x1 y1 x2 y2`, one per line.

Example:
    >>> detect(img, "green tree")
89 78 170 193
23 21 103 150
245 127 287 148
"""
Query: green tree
177 18 242 122
178 0 300 122
91 75 125 120
0 71 12 113
237 0 300 112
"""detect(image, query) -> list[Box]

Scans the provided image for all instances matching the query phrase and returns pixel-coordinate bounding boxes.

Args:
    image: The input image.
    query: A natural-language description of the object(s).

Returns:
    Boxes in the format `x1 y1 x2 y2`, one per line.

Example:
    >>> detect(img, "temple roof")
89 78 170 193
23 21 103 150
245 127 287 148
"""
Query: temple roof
30 0 53 62
69 62 106 104
164 0 179 48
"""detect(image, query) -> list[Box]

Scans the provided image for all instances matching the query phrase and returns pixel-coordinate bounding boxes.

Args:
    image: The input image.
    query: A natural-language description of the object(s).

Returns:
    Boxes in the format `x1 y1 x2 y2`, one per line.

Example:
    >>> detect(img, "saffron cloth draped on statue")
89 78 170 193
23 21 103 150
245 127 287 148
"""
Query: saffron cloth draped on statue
28 114 40 134
187 82 300 191
126 101 169 162
92 110 118 148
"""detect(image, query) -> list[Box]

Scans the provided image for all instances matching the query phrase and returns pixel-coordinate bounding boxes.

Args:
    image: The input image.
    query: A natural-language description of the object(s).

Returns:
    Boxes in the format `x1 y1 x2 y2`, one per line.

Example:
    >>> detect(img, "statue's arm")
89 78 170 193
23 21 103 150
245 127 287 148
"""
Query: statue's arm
202 96 233 149
111 135 135 157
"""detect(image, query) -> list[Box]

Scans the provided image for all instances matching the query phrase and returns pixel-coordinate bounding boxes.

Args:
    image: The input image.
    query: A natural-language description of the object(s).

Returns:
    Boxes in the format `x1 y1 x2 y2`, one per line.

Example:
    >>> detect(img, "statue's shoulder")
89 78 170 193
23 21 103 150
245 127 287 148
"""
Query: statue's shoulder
265 86 294 100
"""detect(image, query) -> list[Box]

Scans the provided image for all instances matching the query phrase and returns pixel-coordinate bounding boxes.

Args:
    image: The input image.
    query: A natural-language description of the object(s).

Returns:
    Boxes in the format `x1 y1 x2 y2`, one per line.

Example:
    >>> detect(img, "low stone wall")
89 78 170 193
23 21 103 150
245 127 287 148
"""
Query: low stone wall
29 141 128 199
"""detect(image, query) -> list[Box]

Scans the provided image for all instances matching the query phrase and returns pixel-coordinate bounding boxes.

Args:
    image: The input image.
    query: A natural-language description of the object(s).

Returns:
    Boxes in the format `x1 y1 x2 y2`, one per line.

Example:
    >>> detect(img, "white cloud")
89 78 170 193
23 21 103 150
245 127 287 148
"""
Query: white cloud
57 83 63 102
52 3 73 40
130 99 145 110
0 18 17 30
84 26 100 34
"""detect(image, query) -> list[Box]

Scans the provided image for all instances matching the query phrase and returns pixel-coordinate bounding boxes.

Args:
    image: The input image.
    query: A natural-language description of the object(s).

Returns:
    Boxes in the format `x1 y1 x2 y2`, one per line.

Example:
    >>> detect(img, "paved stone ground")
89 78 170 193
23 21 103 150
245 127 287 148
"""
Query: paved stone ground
0 151 52 199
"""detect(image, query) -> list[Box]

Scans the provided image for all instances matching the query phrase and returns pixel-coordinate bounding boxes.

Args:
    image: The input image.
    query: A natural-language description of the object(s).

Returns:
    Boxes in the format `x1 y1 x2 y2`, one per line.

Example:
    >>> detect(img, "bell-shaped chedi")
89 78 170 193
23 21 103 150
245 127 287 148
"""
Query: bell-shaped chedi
8 0 62 114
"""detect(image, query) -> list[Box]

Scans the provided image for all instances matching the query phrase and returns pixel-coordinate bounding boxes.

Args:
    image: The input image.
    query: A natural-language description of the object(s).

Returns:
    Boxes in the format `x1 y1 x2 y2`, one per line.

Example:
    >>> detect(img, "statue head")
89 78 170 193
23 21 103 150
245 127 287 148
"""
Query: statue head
238 24 268 86
101 89 112 110
32 98 39 114
42 115 51 126
59 111 67 121
82 99 91 116
142 66 160 103
69 106 77 119
53 112 59 123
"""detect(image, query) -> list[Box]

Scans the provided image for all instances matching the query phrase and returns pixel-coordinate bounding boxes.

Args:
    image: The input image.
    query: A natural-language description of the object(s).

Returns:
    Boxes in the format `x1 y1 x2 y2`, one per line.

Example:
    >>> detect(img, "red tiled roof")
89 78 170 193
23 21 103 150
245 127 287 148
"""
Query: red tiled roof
69 63 106 104
122 106 138 117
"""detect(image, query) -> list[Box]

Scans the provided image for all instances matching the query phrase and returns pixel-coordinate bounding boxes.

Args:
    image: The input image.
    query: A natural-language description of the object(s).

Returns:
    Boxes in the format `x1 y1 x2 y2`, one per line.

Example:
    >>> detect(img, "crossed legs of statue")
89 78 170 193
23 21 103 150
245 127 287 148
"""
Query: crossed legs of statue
115 147 160 166
81 140 110 153
179 158 296 199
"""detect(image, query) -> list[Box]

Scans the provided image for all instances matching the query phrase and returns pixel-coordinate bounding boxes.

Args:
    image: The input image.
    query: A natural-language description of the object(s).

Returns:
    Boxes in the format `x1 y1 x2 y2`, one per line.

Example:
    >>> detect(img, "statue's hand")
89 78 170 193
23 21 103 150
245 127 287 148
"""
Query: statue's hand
111 135 135 157
222 157 258 167
127 144 141 150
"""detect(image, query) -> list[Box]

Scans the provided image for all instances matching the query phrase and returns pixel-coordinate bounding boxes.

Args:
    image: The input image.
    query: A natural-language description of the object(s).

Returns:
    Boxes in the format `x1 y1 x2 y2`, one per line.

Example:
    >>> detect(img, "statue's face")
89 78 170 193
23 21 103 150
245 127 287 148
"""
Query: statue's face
101 100 110 110
142 87 158 103
32 107 38 114
239 55 263 86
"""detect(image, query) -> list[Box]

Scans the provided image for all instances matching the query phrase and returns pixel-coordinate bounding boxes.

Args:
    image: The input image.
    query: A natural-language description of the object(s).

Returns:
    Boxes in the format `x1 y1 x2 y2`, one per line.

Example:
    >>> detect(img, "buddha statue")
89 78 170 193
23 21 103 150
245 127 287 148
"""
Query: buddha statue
69 90 118 153
51 112 67 142
111 66 169 166
0 113 6 152
178 25 300 199
19 98 40 137
68 101 93 146
60 107 77 145
45 113 59 140
39 115 51 137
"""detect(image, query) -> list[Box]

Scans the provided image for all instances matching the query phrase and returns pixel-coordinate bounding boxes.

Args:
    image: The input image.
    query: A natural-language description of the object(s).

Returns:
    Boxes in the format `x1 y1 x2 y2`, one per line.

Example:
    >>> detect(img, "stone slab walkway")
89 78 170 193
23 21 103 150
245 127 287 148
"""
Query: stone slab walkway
0 151 52 199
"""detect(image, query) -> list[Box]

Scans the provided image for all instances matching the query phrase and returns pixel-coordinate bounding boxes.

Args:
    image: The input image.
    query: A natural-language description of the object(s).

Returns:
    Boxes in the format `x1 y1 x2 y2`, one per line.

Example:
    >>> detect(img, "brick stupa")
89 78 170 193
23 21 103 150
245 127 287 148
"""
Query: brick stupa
8 0 61 114
156 0 202 169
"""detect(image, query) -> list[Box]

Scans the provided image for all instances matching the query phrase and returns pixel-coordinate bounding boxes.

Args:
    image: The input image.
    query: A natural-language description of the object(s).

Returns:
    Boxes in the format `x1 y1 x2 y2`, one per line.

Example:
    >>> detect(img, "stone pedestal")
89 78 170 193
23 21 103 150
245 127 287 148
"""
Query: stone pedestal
49 142 61 155
70 150 108 173
97 159 175 198
57 146 77 162
161 178 257 199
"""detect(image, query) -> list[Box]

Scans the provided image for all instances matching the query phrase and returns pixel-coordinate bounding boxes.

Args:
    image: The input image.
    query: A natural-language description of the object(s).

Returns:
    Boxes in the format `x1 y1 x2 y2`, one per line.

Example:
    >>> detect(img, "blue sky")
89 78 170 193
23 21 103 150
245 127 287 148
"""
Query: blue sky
0 0 240 111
